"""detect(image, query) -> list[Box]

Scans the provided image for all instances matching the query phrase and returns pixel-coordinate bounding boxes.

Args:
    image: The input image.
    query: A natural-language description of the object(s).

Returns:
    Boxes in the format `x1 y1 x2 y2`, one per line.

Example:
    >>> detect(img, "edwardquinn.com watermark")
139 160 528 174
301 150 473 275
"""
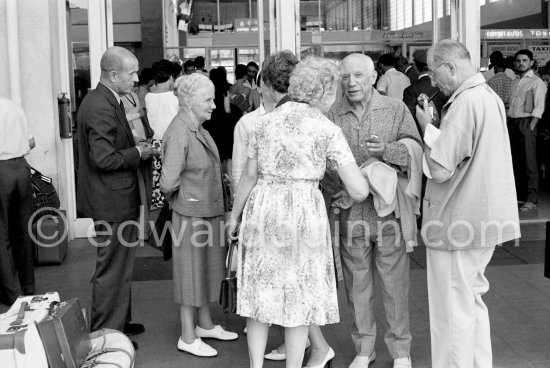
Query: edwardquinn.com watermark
29 206 521 250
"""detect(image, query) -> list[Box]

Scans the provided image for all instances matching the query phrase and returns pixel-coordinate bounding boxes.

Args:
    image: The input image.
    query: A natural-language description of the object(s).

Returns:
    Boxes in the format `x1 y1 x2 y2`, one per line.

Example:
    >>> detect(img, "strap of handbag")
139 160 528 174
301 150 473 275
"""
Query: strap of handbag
225 240 236 279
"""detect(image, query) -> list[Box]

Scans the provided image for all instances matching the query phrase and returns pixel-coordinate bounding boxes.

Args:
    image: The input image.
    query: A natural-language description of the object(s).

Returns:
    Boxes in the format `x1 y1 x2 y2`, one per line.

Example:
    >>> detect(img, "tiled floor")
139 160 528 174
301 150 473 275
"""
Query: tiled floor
2 194 550 368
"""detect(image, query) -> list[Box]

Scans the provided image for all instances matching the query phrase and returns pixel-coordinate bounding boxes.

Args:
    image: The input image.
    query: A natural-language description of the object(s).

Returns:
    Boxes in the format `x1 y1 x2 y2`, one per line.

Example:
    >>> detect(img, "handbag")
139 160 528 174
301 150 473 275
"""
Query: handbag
30 167 60 218
219 239 238 314
153 199 173 261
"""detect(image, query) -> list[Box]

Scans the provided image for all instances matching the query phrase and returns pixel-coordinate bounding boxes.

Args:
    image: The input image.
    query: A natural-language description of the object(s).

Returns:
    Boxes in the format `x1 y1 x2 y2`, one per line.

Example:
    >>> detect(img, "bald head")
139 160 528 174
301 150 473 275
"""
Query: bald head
341 53 377 106
342 53 375 74
100 46 137 75
100 46 139 95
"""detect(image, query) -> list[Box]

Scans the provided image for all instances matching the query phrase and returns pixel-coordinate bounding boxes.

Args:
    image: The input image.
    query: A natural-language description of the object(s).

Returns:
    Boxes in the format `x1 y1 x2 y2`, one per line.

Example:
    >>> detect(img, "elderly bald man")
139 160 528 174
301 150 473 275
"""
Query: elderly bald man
77 46 156 346
322 53 421 368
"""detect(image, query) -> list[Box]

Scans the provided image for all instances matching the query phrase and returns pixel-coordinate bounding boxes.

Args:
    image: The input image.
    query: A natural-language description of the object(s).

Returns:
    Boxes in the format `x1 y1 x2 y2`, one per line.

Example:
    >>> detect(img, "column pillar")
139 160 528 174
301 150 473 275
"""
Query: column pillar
140 0 164 68
458 0 480 70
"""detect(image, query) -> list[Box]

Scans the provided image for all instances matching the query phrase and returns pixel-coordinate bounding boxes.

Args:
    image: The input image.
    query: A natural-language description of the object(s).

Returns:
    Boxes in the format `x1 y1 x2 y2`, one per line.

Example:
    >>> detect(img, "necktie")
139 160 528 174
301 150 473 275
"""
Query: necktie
119 100 125 112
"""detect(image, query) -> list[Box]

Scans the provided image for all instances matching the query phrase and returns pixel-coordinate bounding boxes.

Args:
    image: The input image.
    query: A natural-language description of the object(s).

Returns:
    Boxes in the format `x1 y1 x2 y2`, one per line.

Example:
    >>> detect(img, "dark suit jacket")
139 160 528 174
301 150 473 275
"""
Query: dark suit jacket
76 82 142 222
405 65 421 84
403 75 449 133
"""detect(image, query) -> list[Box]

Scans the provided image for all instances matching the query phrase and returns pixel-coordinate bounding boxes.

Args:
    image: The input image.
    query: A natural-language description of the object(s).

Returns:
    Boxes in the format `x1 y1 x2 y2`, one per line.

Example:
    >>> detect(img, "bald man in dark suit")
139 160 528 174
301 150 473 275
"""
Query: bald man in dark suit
77 46 156 343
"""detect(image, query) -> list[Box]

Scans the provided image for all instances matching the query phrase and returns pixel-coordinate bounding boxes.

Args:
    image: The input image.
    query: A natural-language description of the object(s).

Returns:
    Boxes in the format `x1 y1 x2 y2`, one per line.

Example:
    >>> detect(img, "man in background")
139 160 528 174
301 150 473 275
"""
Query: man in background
396 55 420 84
183 59 195 75
487 56 513 111
0 97 35 306
507 49 547 211
403 49 448 133
376 53 410 100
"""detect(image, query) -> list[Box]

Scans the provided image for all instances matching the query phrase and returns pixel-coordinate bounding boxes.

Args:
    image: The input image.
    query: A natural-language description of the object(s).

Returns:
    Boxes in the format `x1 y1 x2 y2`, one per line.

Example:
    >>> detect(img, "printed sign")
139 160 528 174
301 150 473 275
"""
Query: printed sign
234 18 259 32
529 45 550 66
484 29 550 39
488 44 520 56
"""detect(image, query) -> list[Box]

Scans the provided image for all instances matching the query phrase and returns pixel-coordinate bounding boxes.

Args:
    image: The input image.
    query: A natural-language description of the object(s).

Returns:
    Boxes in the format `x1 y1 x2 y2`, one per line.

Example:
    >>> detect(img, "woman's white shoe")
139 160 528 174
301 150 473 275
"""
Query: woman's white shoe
265 349 286 361
265 339 312 361
177 337 217 357
195 325 238 341
304 347 335 368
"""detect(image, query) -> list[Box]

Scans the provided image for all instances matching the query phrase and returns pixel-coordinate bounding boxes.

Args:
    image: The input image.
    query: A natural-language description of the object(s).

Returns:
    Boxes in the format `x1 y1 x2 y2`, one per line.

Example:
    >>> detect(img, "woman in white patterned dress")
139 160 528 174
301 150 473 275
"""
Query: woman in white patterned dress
227 55 370 368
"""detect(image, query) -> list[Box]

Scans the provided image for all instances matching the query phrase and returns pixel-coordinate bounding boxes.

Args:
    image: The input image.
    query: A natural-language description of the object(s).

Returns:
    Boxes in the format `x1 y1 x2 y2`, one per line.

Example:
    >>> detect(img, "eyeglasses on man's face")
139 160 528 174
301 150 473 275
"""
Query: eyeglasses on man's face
428 62 448 78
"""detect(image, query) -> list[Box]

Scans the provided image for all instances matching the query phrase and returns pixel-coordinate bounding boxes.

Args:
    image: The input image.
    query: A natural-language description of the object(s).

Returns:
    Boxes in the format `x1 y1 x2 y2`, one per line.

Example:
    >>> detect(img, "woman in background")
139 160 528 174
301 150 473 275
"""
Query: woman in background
145 59 179 209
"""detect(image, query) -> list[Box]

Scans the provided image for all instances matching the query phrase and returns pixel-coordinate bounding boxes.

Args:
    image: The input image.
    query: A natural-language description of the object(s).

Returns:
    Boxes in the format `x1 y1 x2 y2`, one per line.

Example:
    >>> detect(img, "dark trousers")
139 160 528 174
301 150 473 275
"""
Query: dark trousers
0 158 34 304
90 220 137 332
508 117 539 203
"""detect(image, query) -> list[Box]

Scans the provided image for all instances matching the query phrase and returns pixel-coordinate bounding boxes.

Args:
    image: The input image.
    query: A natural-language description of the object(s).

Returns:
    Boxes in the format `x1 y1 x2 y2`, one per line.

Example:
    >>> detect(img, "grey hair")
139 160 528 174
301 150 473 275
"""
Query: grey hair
428 39 471 65
174 73 213 108
288 56 341 109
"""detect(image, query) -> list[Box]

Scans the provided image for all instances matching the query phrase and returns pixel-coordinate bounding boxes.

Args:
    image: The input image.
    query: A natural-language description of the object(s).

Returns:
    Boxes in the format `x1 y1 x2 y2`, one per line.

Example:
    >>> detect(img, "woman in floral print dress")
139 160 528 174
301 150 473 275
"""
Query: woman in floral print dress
227 54 369 368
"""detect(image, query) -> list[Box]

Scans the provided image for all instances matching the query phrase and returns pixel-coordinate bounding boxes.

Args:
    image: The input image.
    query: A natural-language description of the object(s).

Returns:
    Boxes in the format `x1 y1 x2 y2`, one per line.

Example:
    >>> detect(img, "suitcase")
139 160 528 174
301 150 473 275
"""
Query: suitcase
32 210 68 265
36 298 92 368
82 329 135 368
0 293 60 368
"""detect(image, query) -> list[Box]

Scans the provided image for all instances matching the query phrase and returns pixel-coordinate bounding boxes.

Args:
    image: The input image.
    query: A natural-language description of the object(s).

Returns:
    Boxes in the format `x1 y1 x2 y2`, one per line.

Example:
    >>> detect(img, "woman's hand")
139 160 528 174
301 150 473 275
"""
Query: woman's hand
226 218 240 242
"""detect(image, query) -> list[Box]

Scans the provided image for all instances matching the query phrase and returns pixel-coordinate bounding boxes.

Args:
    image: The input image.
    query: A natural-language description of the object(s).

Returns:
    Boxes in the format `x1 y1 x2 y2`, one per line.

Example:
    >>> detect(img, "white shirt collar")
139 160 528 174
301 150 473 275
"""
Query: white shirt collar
100 81 121 103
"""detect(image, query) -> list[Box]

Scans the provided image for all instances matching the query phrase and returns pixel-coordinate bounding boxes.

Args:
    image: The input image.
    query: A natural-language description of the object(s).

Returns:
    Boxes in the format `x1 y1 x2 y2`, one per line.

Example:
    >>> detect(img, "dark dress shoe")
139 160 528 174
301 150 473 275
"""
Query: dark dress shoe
132 340 139 351
124 322 145 336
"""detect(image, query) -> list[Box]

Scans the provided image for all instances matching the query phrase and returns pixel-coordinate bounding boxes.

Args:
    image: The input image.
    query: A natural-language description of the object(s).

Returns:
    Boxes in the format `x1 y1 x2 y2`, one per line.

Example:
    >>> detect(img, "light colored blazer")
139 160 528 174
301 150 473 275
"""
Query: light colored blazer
160 110 225 218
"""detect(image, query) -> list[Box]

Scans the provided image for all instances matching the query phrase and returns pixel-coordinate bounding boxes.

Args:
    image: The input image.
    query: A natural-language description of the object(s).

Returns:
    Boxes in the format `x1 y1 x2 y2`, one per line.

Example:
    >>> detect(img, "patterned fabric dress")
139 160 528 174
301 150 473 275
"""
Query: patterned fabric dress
151 138 164 209
237 101 355 327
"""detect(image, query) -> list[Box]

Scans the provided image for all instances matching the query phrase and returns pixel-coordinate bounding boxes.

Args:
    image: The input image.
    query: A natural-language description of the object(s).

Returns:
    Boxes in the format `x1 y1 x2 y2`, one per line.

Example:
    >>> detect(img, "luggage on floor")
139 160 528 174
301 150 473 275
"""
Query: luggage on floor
0 293 60 368
36 298 91 368
81 328 135 368
32 210 68 265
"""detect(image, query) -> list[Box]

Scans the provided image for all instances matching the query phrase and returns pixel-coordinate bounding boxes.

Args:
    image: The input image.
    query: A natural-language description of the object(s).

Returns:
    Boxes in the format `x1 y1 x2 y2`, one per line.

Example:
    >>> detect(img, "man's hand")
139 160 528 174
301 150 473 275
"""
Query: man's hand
530 117 539 132
366 134 386 155
415 99 432 134
137 141 156 160
331 189 354 209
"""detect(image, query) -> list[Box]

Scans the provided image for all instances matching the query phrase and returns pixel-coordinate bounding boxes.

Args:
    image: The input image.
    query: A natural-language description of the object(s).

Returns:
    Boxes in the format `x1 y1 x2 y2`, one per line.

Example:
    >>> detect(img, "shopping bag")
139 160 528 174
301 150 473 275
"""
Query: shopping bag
219 239 237 314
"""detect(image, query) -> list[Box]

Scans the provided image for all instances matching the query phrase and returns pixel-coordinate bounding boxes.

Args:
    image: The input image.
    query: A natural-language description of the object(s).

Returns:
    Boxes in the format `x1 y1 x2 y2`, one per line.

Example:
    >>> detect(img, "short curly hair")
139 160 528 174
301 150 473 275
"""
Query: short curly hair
174 73 213 108
288 56 341 108
261 51 299 93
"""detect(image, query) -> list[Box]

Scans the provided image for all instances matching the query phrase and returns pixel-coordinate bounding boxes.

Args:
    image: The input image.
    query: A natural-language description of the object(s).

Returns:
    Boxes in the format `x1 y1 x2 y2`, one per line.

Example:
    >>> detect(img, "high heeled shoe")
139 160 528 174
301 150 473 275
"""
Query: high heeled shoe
304 347 335 368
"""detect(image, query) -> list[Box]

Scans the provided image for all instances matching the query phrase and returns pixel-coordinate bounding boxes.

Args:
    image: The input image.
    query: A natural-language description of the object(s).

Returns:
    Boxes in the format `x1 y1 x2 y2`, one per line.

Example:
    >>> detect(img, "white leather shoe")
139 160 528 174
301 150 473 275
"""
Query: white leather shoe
393 356 412 368
349 352 376 368
265 349 286 361
195 325 238 341
304 347 335 368
177 337 217 357
264 339 311 361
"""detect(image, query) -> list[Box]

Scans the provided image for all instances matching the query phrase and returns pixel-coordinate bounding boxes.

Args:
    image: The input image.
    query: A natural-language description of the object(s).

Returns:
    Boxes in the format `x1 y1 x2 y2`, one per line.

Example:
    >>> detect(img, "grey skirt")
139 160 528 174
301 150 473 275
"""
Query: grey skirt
171 211 226 307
